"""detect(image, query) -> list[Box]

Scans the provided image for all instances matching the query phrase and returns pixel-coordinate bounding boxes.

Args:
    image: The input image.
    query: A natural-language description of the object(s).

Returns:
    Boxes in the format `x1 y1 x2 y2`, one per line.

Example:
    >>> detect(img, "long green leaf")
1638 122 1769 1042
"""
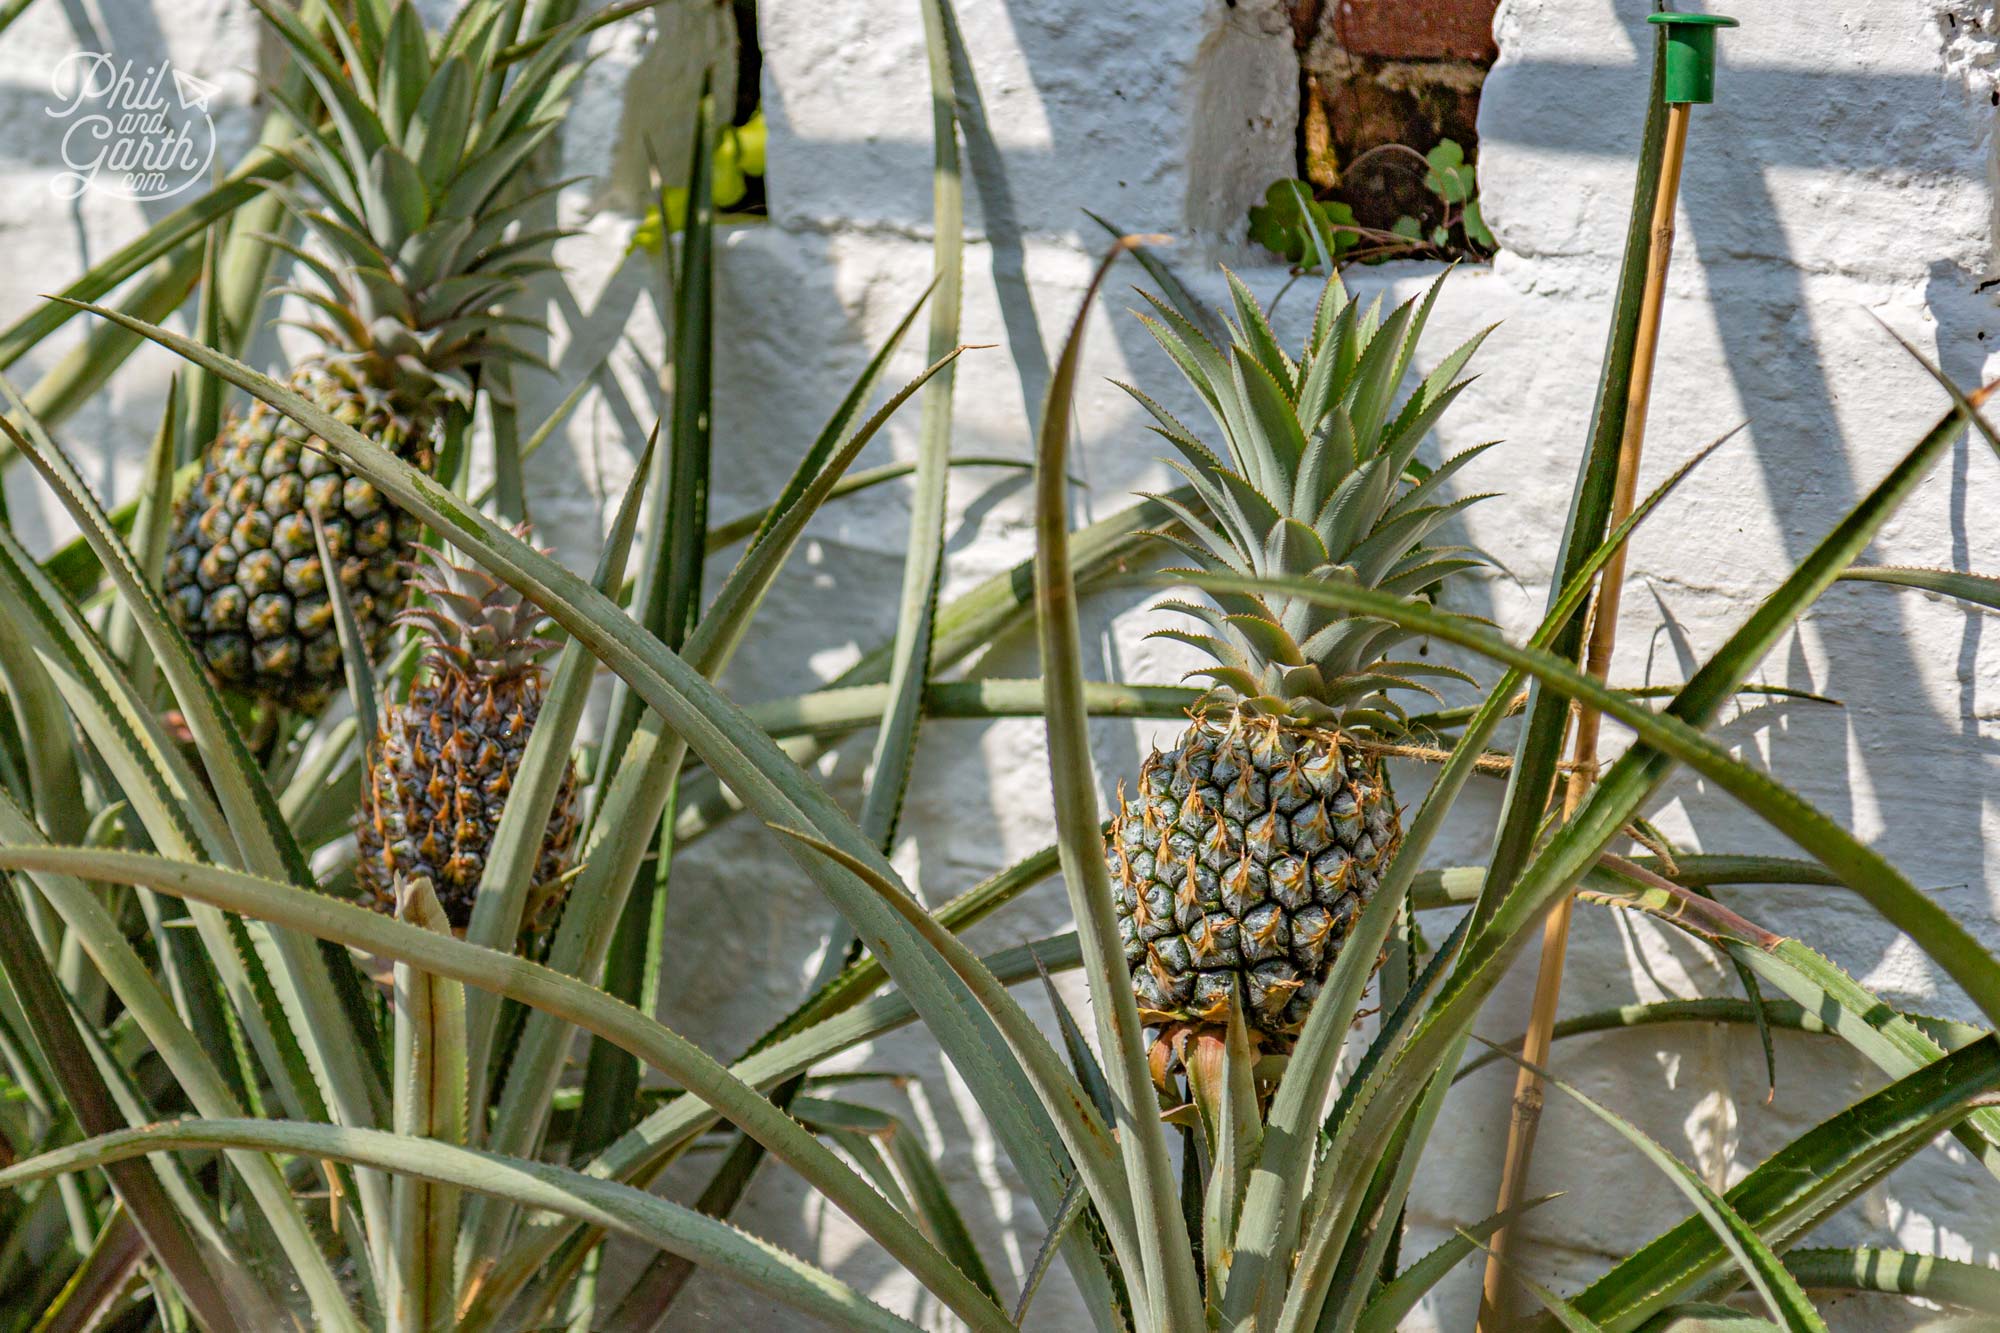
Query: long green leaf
1452 996 1980 1084
1034 237 1203 1331
1189 988 1260 1308
0 846 1017 1333
1482 1041 1829 1331
584 93 716 1168
0 551 359 1328
747 678 1196 739
1572 1037 2000 1329
310 508 378 765
1483 1242 1608 1333
708 455 1027 553
597 95 715 785
0 1118 920 1333
460 423 655 1124
463 932 1085 1328
26 1202 145 1333
768 827 1144 1285
0 387 391 1225
1475 29 1672 930
793 1096 999 1304
1632 1306 1780 1332
1353 1195 1563 1333
1839 563 2000 609
0 861 242 1333
1782 1247 2000 1315
0 817 347 1324
0 559 84 847
102 380 181 698
1576 856 2000 1182
387 880 467 1333
856 0 965 852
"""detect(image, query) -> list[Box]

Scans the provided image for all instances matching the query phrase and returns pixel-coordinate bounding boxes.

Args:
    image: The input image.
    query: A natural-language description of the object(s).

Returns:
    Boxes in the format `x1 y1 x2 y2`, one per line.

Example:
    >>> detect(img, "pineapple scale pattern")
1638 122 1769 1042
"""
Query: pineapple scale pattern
1109 714 1398 1037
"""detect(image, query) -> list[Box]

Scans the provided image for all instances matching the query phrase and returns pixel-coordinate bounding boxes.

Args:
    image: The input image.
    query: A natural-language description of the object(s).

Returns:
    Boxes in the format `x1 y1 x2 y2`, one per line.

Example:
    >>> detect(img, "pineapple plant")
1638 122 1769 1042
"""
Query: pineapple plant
163 0 578 710
1107 271 1490 1068
355 542 577 934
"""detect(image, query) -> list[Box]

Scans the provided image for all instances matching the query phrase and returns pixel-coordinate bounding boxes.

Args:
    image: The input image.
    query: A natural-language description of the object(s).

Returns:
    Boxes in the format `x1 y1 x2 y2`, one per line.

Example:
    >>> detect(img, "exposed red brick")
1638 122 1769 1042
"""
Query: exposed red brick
1334 0 1500 63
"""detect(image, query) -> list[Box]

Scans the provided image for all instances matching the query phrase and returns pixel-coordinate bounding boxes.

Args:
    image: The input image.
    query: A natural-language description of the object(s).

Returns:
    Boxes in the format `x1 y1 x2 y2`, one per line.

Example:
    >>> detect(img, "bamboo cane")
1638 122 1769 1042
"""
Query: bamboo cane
1475 7 1733 1309
1475 102 1688 1329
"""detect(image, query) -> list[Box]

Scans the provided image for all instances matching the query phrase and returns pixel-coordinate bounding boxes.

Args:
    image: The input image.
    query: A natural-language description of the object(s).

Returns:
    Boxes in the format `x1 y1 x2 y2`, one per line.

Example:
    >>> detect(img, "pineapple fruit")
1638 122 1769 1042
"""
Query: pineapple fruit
1108 271 1490 1067
164 0 576 710
356 544 577 935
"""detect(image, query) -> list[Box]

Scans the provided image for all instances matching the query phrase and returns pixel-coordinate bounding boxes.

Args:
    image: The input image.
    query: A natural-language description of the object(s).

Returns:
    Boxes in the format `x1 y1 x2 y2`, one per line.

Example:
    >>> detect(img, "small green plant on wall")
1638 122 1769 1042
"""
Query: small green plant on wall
1250 138 1497 269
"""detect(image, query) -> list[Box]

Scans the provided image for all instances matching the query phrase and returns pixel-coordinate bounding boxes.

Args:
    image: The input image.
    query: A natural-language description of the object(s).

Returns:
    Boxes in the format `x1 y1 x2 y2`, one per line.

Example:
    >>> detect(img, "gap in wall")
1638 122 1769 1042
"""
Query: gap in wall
1291 0 1498 251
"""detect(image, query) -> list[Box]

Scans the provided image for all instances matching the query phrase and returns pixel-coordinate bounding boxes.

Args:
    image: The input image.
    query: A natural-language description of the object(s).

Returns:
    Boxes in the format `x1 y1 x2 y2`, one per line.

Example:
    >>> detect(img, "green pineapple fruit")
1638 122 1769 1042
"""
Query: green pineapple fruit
164 0 580 710
356 543 577 935
1108 270 1492 1066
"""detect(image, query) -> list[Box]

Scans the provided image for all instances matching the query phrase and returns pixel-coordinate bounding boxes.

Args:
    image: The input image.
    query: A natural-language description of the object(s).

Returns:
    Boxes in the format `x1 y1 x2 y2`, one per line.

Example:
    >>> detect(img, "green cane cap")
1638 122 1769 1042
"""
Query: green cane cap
1647 12 1739 105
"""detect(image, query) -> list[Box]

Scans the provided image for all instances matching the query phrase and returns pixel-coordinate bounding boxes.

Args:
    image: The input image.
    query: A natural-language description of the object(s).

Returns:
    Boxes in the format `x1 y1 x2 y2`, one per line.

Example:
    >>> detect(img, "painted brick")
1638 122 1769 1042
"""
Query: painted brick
1335 0 1499 62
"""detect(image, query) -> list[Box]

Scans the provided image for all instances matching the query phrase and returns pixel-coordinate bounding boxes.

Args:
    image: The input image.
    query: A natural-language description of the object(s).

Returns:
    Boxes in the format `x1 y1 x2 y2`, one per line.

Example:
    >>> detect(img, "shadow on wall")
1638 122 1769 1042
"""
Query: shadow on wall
1458 0 2000 1310
1479 1 2000 989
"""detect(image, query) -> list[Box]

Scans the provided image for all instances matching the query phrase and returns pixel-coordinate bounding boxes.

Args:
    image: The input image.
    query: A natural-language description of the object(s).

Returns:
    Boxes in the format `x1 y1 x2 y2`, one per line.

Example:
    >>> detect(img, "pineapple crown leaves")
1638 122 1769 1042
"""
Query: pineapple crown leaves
1120 268 1497 730
396 537 557 682
250 0 589 403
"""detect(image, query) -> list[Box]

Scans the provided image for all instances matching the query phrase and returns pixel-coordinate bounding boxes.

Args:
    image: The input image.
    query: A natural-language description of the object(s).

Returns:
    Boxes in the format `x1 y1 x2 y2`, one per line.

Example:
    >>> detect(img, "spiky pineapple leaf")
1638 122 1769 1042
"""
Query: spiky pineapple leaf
0 845 1016 1333
794 1096 1000 1304
770 826 1144 1284
1475 31 1672 932
1188 985 1260 1304
386 877 468 1331
309 508 379 757
467 932 1086 1325
460 424 657 1126
1353 1193 1563 1333
1033 237 1205 1330
0 1116 918 1333
576 97 716 1159
0 837 246 1333
1781 1248 2000 1315
1449 995 1982 1085
857 0 967 859
1571 1036 2000 1328
0 381 392 1211
1839 563 2000 610
1479 1038 1829 1331
0 786 354 1326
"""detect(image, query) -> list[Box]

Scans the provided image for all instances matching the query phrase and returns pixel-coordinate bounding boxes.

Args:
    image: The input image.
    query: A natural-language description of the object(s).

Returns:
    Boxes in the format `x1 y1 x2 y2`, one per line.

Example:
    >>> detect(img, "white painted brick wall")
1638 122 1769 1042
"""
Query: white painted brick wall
5 1 1999 1327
